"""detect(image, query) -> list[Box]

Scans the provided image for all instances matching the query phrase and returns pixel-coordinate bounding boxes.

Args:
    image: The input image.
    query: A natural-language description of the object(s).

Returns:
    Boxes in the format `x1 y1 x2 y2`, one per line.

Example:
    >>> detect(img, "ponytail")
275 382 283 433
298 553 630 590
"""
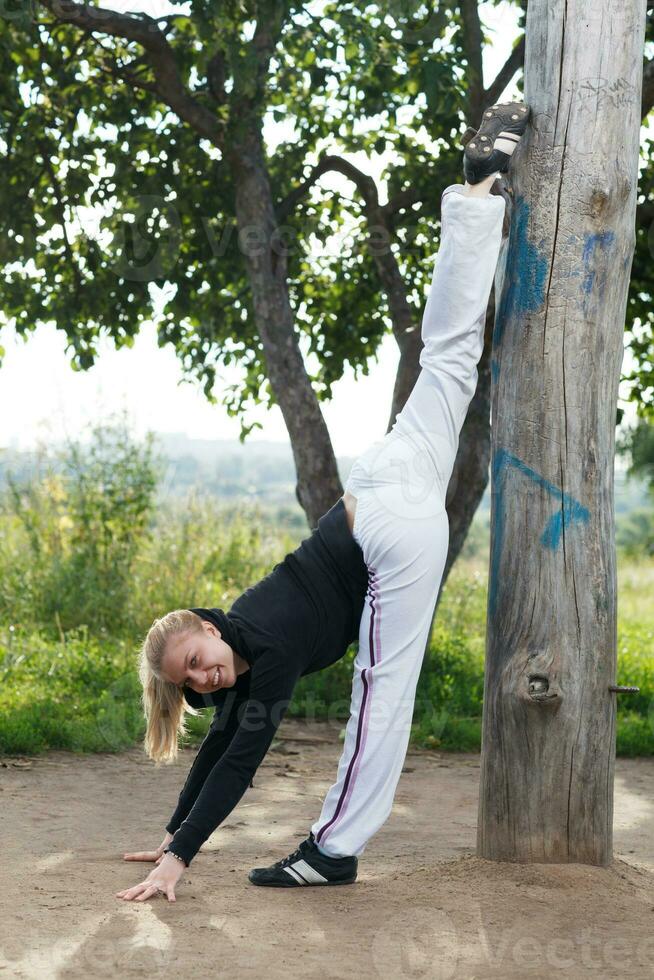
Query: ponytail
138 608 205 764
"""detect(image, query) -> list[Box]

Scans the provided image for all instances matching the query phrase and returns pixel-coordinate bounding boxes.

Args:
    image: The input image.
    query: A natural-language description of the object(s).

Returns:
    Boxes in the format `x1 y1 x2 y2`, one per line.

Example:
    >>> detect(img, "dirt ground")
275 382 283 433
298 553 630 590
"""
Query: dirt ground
2 718 654 980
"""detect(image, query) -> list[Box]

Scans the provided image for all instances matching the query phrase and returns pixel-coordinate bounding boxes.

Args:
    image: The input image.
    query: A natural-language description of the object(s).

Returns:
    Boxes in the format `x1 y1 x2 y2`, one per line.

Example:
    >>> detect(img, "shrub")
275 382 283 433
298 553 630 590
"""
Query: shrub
0 419 159 635
128 492 299 637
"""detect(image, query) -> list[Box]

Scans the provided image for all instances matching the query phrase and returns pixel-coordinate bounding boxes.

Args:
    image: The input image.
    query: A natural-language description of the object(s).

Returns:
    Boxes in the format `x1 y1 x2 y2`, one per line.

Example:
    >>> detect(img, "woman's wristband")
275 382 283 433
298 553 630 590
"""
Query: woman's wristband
163 847 187 867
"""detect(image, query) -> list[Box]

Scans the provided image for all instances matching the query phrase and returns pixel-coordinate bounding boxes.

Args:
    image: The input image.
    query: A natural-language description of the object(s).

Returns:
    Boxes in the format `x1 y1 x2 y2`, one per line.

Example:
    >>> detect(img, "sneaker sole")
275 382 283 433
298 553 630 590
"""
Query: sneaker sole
464 102 531 183
248 874 358 887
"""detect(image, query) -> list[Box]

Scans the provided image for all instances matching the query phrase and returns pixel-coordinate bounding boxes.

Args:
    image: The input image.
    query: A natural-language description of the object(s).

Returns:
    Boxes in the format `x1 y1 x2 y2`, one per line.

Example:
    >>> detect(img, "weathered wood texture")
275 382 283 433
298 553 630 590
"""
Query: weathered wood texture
477 0 646 864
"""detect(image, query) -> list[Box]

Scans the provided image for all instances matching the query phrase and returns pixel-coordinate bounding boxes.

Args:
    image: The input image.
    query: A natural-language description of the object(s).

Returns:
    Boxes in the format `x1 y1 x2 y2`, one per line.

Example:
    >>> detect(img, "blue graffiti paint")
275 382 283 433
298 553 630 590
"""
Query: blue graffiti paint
491 357 500 384
488 448 591 620
582 231 615 297
582 231 615 264
541 496 590 550
494 197 549 348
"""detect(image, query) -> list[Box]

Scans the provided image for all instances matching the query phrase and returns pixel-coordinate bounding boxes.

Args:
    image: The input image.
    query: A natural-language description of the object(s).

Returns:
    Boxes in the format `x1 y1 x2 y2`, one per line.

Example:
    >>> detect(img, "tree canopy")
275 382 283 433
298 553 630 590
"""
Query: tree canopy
1 1 653 528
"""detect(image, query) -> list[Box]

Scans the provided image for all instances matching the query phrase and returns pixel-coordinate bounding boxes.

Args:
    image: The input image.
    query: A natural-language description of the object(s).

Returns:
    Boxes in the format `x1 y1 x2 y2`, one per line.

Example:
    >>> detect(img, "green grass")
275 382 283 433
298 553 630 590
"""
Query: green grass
614 557 654 753
0 627 144 754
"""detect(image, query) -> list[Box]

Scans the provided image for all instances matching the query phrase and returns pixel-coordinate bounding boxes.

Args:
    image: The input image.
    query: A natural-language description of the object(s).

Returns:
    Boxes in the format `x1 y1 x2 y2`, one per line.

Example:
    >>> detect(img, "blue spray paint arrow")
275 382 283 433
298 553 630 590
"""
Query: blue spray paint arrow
488 448 591 619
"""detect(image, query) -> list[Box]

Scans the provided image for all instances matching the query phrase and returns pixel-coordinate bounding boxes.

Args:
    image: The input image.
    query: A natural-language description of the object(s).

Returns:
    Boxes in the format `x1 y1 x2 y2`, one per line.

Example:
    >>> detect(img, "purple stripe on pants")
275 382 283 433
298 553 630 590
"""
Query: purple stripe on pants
316 568 379 844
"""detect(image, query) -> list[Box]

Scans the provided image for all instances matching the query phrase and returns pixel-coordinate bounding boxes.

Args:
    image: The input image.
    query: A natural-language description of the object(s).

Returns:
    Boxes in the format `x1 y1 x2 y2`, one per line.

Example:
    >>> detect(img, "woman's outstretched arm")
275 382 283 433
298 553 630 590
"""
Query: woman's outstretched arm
117 651 302 900
121 683 251 869
165 654 302 867
165 684 251 836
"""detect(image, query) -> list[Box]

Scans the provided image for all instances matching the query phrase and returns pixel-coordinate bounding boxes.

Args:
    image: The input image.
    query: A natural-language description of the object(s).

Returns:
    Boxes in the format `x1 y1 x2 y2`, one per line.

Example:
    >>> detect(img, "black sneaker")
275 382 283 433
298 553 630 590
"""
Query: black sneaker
463 101 531 184
248 831 358 887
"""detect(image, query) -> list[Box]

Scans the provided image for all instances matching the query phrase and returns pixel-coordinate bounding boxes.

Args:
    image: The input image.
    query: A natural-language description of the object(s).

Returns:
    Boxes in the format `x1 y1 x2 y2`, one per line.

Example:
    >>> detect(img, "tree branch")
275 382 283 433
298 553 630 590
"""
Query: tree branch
207 50 227 104
459 0 485 121
38 0 224 146
316 154 380 205
276 157 334 222
97 56 159 97
277 153 418 420
232 0 286 117
278 155 428 227
485 35 526 107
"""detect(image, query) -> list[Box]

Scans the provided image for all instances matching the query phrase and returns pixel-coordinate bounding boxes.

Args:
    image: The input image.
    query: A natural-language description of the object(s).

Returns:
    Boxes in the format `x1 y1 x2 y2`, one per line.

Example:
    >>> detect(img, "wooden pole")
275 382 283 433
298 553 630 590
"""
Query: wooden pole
477 0 647 864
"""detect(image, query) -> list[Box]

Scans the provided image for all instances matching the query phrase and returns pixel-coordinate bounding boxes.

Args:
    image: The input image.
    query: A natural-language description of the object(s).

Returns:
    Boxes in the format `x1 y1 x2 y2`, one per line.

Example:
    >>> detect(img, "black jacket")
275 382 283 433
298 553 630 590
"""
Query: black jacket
165 496 368 866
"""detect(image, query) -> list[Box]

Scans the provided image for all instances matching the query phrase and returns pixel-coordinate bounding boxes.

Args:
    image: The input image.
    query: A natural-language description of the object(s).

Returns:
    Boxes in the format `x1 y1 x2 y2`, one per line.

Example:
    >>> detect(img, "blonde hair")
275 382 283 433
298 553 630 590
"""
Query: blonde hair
138 608 205 764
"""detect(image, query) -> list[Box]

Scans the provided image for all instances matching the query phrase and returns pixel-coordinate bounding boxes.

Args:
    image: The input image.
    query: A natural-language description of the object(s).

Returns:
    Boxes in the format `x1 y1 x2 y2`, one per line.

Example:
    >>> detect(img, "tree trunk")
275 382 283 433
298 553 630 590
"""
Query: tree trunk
477 0 646 864
442 294 494 585
228 128 343 526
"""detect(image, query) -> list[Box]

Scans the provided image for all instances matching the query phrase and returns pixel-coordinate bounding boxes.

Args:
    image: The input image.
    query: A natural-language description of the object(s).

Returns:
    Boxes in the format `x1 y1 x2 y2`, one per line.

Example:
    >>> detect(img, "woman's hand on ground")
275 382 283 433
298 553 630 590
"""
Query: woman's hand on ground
122 832 173 865
115 852 186 903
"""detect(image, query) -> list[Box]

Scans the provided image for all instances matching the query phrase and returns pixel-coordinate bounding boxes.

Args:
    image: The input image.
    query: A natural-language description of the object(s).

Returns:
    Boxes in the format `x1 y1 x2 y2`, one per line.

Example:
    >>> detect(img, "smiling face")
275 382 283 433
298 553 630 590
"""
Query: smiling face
160 620 243 694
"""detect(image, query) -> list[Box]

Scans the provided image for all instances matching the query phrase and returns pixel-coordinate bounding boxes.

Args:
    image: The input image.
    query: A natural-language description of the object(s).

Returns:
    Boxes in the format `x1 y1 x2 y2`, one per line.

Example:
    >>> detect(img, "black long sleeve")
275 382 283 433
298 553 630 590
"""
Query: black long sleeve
165 685 250 835
166 653 302 866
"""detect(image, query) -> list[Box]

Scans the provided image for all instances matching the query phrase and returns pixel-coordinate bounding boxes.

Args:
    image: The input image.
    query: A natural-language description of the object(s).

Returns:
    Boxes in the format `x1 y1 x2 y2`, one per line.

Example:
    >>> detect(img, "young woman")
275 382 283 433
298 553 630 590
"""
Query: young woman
116 101 531 902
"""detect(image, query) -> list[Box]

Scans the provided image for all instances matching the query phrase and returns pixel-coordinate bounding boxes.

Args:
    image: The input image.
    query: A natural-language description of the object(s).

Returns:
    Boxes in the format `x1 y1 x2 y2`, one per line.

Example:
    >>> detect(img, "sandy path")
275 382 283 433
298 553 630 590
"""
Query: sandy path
2 718 653 980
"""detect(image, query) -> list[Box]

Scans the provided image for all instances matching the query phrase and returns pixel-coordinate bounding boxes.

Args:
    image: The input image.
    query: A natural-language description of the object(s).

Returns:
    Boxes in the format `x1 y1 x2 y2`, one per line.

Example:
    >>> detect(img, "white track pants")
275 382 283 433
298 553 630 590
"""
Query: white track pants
310 184 506 858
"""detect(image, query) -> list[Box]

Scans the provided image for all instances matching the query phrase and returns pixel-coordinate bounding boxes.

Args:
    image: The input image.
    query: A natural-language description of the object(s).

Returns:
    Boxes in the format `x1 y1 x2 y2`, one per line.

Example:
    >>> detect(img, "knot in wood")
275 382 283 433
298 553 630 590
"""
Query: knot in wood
589 185 612 218
526 674 559 705
529 675 548 695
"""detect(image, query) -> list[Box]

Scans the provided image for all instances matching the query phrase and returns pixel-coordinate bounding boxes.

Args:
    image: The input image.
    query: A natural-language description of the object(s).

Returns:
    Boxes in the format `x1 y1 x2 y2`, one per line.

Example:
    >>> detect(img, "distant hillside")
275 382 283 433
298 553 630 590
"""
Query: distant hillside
0 432 650 516
153 433 358 506
0 433 357 512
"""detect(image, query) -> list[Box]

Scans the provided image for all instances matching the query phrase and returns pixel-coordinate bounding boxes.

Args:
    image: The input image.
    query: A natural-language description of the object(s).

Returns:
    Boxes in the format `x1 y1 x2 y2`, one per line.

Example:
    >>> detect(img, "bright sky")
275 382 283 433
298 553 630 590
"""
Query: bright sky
0 2 638 456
